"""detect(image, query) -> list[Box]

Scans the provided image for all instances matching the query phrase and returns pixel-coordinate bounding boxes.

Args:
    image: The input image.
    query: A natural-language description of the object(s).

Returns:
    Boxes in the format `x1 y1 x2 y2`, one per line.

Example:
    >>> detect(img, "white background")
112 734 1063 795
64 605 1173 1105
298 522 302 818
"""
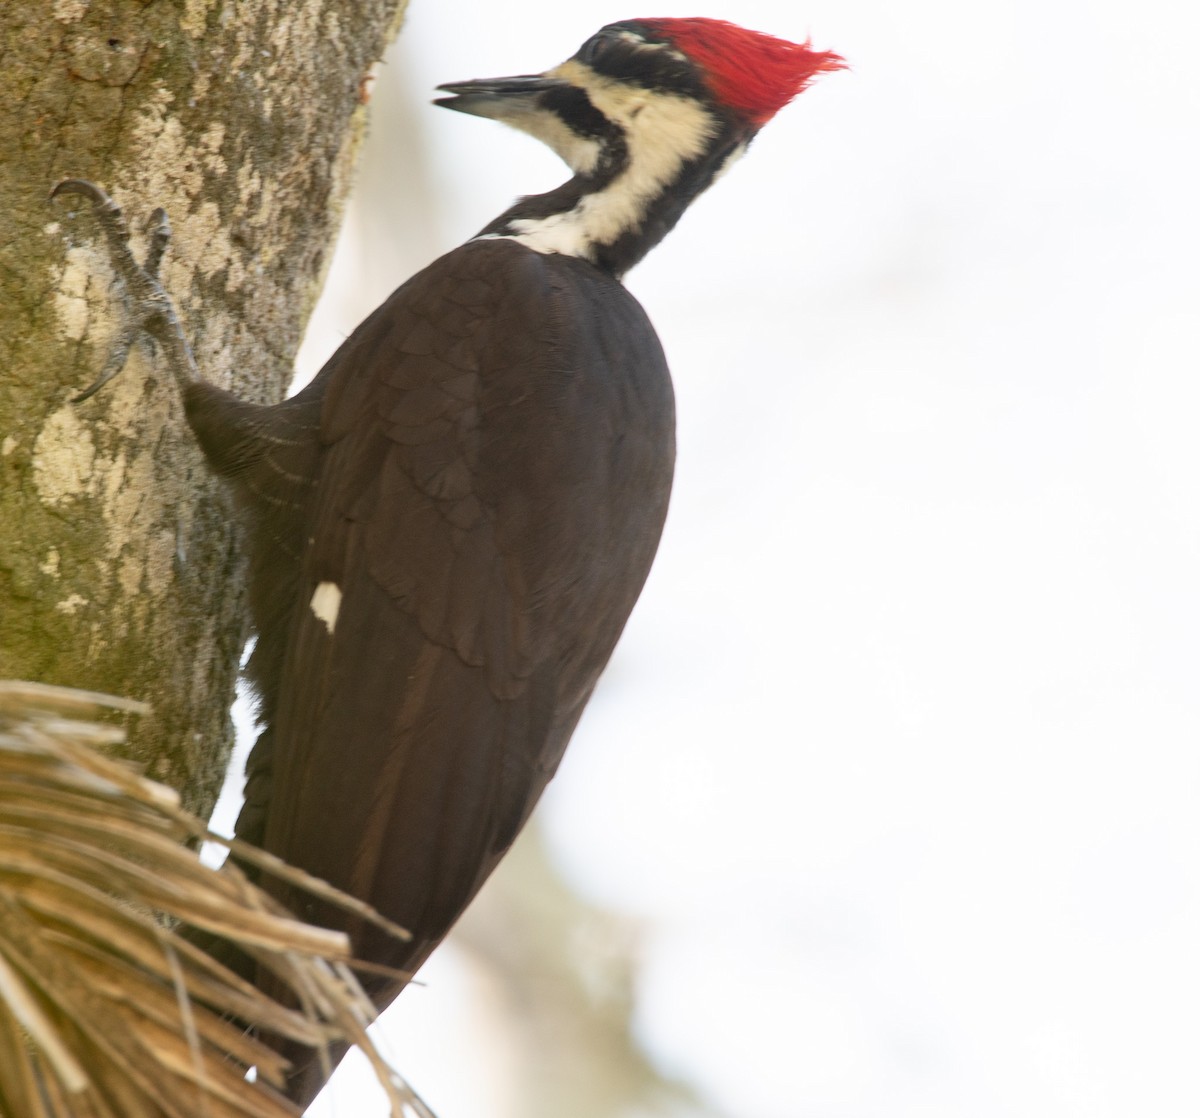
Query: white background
218 2 1200 1115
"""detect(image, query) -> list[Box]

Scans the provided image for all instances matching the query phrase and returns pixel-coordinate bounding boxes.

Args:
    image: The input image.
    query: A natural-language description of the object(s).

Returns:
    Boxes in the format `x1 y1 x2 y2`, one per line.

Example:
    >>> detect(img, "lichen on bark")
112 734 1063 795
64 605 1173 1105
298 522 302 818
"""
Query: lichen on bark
0 0 408 816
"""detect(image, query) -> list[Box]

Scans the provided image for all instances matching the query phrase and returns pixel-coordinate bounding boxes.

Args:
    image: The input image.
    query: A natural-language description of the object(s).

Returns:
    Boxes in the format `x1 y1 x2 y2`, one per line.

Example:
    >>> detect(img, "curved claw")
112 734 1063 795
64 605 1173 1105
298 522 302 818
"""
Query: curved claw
49 178 197 401
50 179 129 239
50 178 110 205
72 356 129 403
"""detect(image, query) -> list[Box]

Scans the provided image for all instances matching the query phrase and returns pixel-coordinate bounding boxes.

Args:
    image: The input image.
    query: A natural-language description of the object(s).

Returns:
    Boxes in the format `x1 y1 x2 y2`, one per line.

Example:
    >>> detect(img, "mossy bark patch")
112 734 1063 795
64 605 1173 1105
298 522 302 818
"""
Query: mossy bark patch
0 0 408 815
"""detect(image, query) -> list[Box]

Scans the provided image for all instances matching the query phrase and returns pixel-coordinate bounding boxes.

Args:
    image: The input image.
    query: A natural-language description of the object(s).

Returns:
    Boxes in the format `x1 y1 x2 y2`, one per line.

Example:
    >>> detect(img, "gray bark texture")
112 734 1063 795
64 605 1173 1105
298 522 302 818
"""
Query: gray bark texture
0 0 407 816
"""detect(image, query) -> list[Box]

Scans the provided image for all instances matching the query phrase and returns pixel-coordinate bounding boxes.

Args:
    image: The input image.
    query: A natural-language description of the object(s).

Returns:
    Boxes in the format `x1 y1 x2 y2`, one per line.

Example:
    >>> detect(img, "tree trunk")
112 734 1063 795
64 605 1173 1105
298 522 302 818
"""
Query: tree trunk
0 0 407 816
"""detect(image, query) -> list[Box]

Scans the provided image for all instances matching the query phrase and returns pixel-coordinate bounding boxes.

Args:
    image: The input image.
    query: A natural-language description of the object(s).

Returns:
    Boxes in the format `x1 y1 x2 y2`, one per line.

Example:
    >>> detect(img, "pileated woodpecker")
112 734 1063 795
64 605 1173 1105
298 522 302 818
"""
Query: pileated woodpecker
56 17 841 1106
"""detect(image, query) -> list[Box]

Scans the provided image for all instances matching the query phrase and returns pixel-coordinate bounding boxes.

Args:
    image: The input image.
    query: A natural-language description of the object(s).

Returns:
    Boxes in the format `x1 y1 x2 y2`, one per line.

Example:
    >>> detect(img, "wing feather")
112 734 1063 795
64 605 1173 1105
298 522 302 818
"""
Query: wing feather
216 238 673 1004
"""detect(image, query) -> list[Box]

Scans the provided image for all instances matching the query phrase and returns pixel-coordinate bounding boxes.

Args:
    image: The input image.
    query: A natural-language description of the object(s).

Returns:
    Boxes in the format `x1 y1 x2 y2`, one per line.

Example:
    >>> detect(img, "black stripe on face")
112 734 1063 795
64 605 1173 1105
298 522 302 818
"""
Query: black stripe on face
592 122 747 276
570 23 713 108
538 83 630 181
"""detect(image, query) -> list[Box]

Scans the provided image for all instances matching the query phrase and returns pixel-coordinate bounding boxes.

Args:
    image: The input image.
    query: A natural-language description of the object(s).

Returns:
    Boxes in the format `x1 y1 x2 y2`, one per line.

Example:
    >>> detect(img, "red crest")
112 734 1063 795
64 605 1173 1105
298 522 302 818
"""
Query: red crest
638 17 844 125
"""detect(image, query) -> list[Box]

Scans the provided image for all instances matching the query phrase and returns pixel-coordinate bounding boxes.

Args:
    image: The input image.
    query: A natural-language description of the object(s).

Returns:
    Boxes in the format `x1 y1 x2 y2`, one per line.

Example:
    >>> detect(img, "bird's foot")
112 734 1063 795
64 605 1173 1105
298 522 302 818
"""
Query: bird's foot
50 179 196 401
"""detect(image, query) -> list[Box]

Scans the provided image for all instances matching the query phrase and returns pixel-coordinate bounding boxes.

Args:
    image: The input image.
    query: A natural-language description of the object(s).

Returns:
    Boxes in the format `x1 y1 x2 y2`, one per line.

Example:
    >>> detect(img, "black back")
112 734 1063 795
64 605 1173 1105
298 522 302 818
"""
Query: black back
184 237 675 1103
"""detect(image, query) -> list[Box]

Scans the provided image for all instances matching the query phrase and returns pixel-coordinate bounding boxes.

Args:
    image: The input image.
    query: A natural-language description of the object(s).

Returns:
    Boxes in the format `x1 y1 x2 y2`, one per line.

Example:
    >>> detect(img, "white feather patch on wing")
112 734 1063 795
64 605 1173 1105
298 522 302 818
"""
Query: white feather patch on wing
310 581 342 635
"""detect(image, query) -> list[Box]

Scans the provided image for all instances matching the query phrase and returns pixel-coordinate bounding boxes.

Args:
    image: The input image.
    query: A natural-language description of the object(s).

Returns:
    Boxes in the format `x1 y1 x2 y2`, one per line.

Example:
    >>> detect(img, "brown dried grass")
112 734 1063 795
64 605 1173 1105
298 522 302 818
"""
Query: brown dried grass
0 681 433 1118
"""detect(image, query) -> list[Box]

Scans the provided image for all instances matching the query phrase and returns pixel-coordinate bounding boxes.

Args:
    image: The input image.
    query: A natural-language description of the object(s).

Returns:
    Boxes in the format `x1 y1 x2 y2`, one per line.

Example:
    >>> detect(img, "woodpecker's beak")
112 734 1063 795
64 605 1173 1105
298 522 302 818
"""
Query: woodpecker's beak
434 75 568 121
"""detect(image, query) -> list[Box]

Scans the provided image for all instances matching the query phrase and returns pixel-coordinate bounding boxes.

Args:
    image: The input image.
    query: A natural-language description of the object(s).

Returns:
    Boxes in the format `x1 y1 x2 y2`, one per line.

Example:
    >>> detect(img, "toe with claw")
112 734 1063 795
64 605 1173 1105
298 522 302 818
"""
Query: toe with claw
50 179 198 402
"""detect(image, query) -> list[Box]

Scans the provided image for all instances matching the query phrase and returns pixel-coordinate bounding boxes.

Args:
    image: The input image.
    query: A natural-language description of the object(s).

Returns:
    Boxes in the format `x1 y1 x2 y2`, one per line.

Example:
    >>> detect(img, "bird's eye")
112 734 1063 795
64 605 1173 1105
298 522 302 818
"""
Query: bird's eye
577 35 604 64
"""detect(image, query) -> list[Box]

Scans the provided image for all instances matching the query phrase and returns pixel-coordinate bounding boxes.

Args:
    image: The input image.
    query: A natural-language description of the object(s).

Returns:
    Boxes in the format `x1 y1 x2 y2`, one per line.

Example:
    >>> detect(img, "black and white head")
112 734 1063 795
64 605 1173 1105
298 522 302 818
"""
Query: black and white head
436 18 844 276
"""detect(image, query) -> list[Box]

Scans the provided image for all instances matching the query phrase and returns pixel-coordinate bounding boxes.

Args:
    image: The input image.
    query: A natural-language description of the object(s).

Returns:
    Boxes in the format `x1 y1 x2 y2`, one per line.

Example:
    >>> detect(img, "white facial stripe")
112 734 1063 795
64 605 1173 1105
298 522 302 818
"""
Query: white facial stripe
500 59 717 261
521 111 603 175
486 100 602 174
504 208 590 256
310 581 341 635
614 30 687 61
711 140 748 185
